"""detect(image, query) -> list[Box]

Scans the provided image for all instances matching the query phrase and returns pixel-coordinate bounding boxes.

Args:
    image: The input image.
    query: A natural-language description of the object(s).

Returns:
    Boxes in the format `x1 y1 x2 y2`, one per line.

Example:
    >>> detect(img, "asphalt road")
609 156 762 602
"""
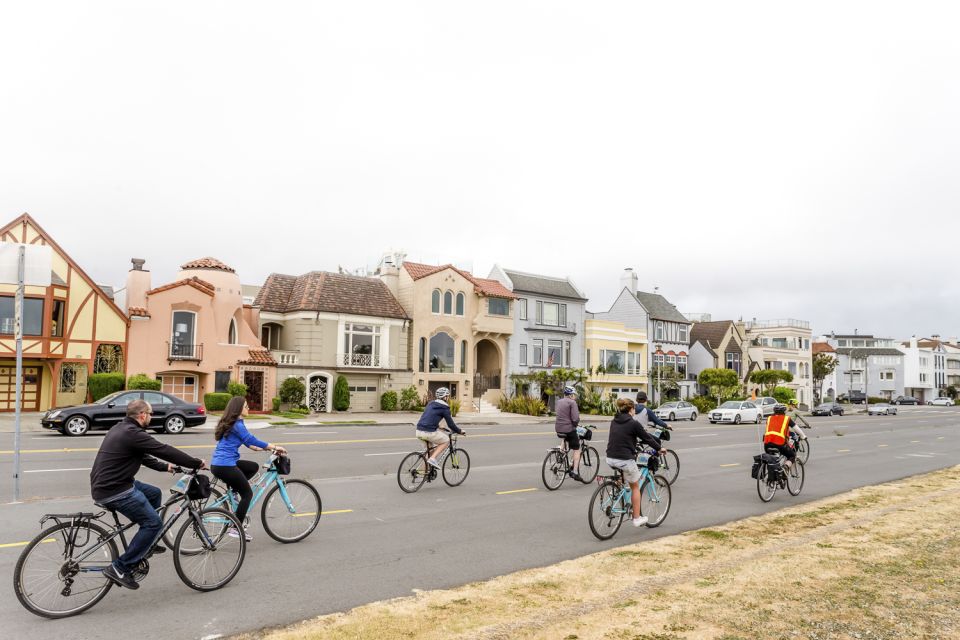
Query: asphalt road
1 406 958 639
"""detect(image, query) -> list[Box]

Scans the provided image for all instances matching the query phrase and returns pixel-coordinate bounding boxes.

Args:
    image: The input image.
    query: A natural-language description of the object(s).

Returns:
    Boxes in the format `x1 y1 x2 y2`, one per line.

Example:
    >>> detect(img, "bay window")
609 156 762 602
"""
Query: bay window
343 323 381 366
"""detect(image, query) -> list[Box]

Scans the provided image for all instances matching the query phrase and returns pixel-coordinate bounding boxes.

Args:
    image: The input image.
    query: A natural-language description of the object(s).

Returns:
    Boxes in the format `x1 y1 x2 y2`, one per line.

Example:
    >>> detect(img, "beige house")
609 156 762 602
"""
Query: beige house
380 260 515 411
741 318 813 406
125 258 277 411
687 320 749 390
0 214 129 411
254 271 410 412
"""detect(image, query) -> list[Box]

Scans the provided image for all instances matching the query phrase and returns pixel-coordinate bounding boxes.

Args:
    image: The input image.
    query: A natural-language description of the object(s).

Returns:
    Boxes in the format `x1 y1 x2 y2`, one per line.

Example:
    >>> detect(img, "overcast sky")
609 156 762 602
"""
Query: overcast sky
2 2 958 339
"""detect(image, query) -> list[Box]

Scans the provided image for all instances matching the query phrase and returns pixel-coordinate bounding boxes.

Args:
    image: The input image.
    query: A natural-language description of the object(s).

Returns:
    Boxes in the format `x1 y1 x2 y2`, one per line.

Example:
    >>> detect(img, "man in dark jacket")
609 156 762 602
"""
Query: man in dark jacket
90 399 206 590
605 397 664 527
415 387 464 468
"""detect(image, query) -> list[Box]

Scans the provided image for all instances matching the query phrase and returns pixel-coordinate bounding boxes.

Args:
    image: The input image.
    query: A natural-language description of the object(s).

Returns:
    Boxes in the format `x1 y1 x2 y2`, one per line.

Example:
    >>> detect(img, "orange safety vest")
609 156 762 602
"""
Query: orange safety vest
763 414 791 446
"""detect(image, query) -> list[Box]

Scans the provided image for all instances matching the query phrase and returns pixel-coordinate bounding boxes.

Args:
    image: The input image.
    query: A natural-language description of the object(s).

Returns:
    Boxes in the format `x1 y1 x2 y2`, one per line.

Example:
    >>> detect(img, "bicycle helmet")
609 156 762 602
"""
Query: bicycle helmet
787 399 799 407
773 403 787 414
563 385 576 396
435 387 450 400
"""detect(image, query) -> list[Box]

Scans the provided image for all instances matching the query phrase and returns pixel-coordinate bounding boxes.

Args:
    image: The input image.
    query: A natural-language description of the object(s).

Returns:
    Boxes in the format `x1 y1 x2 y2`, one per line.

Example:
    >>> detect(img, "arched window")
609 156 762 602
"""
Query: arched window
460 340 467 373
228 318 238 345
443 291 453 315
431 289 441 314
455 292 465 316
419 337 426 372
429 332 455 373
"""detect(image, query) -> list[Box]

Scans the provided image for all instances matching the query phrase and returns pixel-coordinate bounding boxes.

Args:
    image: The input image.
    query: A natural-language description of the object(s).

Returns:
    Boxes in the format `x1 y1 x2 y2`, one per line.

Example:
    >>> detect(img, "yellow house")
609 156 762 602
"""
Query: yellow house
584 316 648 398
0 214 129 411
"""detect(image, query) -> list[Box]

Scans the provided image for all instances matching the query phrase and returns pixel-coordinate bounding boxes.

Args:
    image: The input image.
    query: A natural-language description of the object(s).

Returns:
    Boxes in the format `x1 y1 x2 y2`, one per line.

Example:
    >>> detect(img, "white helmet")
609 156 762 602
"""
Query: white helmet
435 387 450 400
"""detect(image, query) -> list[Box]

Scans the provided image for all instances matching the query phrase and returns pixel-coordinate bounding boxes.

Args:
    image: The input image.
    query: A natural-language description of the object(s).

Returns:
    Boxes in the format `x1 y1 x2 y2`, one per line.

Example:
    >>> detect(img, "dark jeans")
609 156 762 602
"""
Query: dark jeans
101 481 162 574
211 459 259 523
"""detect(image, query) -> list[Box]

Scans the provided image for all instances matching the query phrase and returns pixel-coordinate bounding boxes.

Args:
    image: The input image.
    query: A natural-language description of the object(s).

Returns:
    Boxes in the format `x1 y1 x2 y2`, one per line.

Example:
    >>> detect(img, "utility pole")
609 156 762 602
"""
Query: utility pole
13 246 24 502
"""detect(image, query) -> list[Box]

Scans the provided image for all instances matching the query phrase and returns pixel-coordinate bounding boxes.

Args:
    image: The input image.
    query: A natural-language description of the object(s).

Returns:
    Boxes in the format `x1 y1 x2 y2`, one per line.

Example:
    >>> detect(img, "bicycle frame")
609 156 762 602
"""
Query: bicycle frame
603 466 662 515
210 468 300 515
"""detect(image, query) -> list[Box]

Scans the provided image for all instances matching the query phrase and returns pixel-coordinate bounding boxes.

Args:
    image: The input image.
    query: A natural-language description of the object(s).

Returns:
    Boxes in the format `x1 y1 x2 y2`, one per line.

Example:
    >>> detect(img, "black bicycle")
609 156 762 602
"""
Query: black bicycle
753 447 805 503
398 429 470 493
13 469 246 619
648 426 679 485
541 426 600 490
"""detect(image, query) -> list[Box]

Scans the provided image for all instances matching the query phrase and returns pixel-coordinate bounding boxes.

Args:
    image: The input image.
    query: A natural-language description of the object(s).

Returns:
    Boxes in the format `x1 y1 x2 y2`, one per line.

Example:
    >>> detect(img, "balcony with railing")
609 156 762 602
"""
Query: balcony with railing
744 319 811 331
337 352 399 369
168 342 203 363
271 350 300 365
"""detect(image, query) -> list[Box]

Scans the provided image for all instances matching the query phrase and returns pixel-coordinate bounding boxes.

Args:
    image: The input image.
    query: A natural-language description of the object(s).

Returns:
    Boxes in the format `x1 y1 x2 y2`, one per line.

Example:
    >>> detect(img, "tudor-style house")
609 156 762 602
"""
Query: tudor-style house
254 271 410 412
687 320 749 392
379 257 515 412
125 258 277 411
0 214 129 411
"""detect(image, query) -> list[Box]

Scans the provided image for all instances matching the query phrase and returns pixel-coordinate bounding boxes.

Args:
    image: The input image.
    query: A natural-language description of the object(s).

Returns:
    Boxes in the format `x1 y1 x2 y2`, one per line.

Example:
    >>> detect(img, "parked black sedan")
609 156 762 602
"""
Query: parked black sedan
893 395 920 405
41 390 207 436
812 402 844 416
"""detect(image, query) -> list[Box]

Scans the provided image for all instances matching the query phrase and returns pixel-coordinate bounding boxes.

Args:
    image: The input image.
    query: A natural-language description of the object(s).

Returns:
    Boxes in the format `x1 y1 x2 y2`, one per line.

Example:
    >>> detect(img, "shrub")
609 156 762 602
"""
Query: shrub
333 375 350 411
279 377 306 405
867 396 889 404
380 390 398 411
204 392 232 411
127 373 162 391
271 397 281 412
450 398 461 417
497 396 548 416
399 386 420 411
689 395 717 415
288 405 310 415
227 381 248 397
88 372 125 401
771 386 795 404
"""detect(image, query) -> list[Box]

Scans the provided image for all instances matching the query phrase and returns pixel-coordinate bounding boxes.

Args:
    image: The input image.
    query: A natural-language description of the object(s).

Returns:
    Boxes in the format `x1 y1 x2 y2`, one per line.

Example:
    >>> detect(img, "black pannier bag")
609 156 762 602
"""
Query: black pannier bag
751 454 762 479
273 455 291 475
187 474 212 500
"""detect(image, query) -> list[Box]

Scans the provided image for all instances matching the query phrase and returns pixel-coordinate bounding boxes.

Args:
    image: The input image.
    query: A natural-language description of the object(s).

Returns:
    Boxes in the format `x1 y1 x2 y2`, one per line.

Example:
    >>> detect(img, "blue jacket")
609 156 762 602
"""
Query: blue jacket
416 401 462 434
211 419 269 466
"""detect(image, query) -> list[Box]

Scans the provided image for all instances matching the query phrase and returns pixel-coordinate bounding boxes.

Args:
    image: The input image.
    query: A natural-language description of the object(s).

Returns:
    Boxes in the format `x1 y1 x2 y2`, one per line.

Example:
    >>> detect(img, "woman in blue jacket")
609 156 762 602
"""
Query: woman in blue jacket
211 395 286 541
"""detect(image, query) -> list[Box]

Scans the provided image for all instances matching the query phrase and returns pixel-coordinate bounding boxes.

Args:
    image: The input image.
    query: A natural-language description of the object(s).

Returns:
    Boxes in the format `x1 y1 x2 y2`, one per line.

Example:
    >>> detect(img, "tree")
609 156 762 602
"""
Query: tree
772 386 795 403
651 365 684 403
509 368 588 400
698 368 739 407
279 377 306 406
333 375 350 411
748 369 794 396
812 353 839 402
946 385 959 400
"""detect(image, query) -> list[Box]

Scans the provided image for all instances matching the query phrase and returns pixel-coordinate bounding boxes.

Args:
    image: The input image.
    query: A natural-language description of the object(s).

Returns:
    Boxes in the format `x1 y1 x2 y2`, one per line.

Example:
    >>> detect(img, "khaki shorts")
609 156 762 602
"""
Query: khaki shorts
416 430 449 446
606 457 642 484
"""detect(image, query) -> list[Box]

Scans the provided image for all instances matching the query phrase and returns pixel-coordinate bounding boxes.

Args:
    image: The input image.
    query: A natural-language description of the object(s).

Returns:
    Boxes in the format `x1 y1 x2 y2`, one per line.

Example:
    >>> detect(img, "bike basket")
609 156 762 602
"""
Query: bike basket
636 452 650 467
170 475 191 495
273 455 292 475
576 426 593 440
187 474 212 500
658 428 671 442
647 454 660 473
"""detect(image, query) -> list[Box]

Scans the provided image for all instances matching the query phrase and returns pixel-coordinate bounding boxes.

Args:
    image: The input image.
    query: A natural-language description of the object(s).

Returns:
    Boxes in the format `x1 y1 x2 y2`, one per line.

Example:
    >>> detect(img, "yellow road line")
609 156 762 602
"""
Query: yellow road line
877 444 888 448
293 509 353 518
496 488 537 495
719 463 740 468
937 436 945 440
837 449 851 453
0 538 54 549
910 440 920 443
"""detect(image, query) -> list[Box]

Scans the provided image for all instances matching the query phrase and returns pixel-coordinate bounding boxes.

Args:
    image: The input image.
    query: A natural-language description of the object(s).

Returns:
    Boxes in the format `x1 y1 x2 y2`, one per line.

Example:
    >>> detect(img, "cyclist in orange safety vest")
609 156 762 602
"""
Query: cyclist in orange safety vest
762 404 797 469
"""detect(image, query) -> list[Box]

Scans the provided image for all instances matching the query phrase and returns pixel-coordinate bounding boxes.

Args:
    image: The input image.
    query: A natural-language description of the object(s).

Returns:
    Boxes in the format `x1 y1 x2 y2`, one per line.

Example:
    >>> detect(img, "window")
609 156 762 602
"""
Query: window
655 321 664 341
586 349 591 370
519 299 527 320
431 289 441 314
215 371 231 392
787 362 797 376
144 392 172 406
460 340 467 374
419 337 426 372
0 296 44 335
429 332 455 372
879 370 894 381
772 337 788 349
536 301 542 324
343 323 381 366
653 353 665 368
679 325 688 342
171 311 197 358
93 344 124 373
533 339 543 366
725 352 741 375
443 291 453 315
677 355 687 376
51 300 65 337
920 373 928 383
603 349 626 374
488 298 510 316
666 354 676 370
348 385 378 392
519 344 528 366
627 352 637 375
228 318 237 344
560 304 567 327
547 340 562 367
564 341 571 367
456 293 465 316
541 302 560 326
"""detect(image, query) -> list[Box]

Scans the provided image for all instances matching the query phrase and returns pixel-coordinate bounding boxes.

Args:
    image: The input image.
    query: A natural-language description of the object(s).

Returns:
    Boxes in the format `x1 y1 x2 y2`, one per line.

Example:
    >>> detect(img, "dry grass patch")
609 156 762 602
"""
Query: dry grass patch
239 466 960 640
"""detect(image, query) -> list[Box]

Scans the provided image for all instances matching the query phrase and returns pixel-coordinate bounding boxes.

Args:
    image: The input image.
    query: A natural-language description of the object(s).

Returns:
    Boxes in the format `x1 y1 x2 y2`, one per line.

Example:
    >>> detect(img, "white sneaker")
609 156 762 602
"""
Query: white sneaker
632 516 649 527
227 526 253 542
427 458 441 469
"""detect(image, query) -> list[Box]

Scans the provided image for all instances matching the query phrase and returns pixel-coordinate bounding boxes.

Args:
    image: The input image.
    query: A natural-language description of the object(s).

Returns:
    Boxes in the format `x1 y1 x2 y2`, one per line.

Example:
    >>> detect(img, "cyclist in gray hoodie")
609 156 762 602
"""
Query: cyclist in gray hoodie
554 385 582 480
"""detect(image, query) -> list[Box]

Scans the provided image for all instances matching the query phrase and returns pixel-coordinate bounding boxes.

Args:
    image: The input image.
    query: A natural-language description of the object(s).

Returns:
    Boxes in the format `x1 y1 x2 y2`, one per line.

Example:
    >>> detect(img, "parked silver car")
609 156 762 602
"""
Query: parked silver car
867 403 898 416
753 396 777 417
928 397 954 406
654 401 698 421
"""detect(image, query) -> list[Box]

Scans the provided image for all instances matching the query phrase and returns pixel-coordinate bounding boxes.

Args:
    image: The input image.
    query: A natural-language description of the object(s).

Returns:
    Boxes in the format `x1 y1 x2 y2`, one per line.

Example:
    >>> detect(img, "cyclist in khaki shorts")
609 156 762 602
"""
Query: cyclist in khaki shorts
415 387 465 468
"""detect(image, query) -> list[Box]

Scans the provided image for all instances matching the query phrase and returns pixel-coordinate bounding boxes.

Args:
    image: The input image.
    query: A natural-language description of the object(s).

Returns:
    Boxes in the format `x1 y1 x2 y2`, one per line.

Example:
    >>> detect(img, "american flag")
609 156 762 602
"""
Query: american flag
546 354 555 367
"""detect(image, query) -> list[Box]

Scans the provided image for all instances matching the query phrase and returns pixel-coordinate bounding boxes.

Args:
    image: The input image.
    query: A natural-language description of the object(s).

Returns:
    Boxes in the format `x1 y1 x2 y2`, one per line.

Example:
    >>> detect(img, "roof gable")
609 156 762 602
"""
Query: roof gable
690 320 733 350
403 261 517 299
147 276 216 297
255 271 408 318
634 291 690 324
500 268 586 300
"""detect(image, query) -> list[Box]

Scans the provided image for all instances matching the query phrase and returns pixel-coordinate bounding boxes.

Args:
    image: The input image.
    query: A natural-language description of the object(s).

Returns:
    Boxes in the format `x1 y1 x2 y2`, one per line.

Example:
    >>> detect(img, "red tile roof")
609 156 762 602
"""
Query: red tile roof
402 262 518 299
128 306 150 317
147 276 216 297
238 348 277 366
812 342 836 354
255 272 408 319
180 257 236 273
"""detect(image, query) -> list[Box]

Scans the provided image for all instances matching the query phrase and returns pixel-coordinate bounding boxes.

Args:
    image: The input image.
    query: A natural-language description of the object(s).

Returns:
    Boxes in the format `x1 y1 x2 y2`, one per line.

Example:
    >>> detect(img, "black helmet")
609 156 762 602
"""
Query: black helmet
636 391 648 404
773 404 787 414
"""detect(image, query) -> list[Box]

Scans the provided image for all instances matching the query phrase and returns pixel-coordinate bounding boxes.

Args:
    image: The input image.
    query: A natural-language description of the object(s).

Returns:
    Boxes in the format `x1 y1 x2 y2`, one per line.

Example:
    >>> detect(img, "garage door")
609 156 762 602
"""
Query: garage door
162 375 197 403
0 365 41 411
347 381 379 412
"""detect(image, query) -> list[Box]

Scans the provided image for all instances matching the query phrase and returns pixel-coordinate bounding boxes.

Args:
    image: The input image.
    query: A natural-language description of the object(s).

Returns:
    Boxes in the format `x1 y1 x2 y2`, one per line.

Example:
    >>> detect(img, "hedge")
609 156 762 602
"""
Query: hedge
88 372 125 401
127 373 162 391
380 390 398 411
204 393 232 411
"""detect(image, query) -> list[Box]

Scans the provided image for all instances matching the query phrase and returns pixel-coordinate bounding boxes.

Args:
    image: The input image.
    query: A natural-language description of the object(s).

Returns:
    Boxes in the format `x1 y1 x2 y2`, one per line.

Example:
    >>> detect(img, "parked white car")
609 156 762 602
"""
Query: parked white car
709 401 762 424
753 396 777 417
867 403 898 416
929 397 954 406
654 401 698 421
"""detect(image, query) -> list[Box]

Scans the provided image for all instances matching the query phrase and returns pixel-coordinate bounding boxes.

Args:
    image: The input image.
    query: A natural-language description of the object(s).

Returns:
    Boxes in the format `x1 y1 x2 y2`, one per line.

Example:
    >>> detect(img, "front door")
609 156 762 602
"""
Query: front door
244 371 264 411
308 375 329 412
0 365 43 411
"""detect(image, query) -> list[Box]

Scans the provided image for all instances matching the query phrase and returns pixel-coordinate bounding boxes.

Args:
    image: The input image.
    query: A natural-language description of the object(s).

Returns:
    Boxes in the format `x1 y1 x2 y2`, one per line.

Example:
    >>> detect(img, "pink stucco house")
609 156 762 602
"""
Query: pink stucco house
125 257 277 411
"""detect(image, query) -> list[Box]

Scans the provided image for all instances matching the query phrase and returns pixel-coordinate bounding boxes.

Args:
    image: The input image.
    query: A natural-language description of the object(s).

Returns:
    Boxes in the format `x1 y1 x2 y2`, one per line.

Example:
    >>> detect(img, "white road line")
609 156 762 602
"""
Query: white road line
24 467 91 473
364 451 409 457
906 453 935 458
689 433 718 438
283 431 338 435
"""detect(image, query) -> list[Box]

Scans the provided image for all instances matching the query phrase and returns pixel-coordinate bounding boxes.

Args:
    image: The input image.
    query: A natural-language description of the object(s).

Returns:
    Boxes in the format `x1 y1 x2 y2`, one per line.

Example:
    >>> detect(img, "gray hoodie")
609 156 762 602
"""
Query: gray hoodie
554 396 580 434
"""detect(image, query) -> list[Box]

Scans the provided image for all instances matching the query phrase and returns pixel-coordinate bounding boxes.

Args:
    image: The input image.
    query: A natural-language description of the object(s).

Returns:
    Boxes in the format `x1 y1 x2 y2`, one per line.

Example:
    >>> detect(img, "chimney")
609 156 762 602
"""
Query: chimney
620 268 638 295
125 258 151 311
910 336 918 349
379 263 400 298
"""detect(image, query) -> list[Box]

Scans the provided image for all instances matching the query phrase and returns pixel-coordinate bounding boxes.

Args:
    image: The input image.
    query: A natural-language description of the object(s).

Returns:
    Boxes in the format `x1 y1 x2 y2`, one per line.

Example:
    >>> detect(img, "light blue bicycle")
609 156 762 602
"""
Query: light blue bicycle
161 454 321 544
588 448 672 540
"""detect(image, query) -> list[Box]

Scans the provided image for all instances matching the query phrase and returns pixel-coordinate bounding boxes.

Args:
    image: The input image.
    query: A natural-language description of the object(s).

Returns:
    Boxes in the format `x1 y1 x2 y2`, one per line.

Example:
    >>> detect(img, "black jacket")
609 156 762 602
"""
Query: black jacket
90 417 203 502
605 412 662 461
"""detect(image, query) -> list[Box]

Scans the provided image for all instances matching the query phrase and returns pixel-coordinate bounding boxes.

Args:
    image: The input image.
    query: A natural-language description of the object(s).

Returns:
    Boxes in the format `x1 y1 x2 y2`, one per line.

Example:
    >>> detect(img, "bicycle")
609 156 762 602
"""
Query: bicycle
541 425 600 490
397 429 470 493
791 430 810 465
588 448 672 540
753 447 805 503
13 469 245 619
161 454 321 544
648 426 679 485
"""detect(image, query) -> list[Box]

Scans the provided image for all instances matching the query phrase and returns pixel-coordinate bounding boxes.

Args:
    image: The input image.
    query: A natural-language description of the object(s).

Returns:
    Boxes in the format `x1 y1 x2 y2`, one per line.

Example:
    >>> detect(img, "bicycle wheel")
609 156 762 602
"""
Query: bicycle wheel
638 474 672 528
398 452 429 493
657 450 680 485
757 465 777 502
161 485 224 549
173 508 245 591
578 446 600 484
442 447 471 487
14 520 117 619
787 460 805 496
588 480 625 540
541 450 566 490
261 479 322 543
795 438 810 465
